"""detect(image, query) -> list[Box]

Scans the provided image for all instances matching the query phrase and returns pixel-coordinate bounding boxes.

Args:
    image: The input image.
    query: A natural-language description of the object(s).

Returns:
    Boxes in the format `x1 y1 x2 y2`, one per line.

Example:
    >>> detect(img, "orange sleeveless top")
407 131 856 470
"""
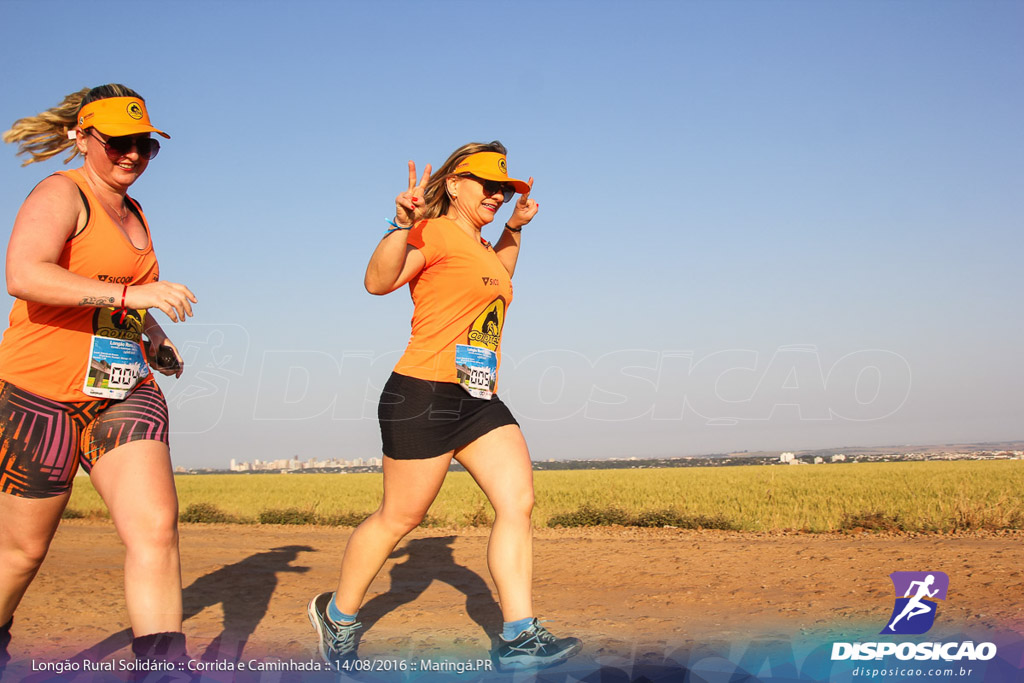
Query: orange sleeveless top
393 217 514 388
0 169 160 401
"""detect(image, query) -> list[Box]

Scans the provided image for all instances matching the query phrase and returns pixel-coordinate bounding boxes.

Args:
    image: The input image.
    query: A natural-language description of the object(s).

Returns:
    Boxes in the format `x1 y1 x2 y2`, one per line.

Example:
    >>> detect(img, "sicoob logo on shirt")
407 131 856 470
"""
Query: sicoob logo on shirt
467 298 505 351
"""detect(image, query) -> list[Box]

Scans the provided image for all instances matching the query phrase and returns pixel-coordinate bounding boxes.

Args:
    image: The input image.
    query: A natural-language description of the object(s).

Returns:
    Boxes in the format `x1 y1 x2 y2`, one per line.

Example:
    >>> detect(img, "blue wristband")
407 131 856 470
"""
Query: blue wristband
386 218 412 233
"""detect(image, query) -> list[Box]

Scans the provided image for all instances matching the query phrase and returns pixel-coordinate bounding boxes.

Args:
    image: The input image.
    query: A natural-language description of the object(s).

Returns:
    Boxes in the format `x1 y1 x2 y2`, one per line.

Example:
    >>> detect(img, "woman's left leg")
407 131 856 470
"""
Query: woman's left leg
457 425 582 671
454 424 534 622
89 439 182 636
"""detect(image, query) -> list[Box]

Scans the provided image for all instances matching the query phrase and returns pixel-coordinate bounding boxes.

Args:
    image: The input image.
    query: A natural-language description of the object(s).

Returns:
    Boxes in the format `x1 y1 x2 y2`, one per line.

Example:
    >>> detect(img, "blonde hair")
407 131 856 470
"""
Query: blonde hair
3 84 144 166
420 140 509 219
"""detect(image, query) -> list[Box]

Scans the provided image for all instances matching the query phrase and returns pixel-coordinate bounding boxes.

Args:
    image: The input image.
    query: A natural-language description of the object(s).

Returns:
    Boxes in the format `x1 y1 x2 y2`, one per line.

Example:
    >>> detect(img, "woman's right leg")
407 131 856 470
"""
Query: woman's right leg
310 453 454 666
0 492 68 624
332 453 453 613
0 381 79 624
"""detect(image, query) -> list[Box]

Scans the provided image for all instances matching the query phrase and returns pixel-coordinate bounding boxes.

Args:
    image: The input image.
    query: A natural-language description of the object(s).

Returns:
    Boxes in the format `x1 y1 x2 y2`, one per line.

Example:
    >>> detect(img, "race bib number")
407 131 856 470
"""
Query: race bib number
83 336 149 399
455 344 497 400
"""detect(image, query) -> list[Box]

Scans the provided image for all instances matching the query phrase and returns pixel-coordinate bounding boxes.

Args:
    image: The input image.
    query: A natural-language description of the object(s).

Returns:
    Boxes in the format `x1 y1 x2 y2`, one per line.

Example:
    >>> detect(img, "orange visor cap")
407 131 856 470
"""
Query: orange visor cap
78 97 170 139
453 152 530 194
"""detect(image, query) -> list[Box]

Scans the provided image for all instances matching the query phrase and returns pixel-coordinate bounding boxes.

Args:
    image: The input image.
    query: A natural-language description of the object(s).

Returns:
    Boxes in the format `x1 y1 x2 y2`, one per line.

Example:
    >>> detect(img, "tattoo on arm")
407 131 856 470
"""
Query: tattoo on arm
79 296 115 306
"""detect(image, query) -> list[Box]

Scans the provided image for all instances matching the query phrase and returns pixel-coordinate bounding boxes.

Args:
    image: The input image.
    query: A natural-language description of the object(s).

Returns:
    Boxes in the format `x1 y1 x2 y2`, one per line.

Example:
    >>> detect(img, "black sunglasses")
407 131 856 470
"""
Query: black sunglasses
89 130 161 161
460 174 515 203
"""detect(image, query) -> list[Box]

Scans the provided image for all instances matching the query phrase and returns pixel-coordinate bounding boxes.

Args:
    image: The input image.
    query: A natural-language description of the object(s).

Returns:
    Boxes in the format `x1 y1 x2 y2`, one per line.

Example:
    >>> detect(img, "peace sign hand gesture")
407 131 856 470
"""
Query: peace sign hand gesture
395 161 432 228
507 177 538 229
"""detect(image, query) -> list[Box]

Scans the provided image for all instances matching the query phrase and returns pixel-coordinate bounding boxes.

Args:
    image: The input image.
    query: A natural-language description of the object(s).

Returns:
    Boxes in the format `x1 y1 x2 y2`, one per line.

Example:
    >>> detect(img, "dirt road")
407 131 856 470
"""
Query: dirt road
4 522 1022 682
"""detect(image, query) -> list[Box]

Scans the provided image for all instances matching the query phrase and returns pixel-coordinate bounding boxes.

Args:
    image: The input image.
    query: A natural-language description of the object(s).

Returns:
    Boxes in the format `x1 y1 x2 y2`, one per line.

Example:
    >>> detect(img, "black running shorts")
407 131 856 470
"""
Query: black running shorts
378 372 519 460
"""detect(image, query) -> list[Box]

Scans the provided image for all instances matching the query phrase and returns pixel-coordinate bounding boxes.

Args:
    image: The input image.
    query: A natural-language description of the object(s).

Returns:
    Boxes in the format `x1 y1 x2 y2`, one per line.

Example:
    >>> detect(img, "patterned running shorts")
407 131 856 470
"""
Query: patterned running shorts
0 379 169 498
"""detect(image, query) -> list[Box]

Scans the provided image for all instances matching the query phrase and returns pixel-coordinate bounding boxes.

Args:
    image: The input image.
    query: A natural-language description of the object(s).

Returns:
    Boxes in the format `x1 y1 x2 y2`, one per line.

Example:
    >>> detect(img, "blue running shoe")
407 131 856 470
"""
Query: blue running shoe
495 619 581 671
307 592 361 669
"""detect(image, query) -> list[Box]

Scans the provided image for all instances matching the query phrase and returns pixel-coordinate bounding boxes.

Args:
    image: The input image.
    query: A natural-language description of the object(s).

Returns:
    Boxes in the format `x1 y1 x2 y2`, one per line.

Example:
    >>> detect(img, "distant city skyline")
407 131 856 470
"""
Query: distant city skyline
226 456 383 473
184 441 1023 474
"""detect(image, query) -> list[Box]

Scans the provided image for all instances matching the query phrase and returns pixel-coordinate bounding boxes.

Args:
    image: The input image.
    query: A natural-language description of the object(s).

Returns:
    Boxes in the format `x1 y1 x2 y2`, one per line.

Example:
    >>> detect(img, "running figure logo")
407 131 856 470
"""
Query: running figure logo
881 571 949 635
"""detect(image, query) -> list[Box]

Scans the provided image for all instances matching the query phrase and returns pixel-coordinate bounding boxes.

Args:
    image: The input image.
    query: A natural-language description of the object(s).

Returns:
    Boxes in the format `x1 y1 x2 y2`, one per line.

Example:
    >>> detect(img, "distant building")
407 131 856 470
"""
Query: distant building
831 454 846 462
779 452 795 463
814 456 824 464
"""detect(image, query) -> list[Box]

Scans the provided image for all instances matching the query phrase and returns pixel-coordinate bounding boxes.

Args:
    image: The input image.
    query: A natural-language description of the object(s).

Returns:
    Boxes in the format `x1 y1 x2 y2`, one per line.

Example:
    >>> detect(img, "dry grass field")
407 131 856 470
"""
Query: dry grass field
62 459 1024 533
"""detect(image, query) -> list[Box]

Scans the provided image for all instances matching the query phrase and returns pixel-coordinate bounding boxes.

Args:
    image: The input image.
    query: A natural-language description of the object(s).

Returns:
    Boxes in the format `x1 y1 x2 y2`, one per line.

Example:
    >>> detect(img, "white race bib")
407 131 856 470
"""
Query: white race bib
83 336 149 400
455 344 497 400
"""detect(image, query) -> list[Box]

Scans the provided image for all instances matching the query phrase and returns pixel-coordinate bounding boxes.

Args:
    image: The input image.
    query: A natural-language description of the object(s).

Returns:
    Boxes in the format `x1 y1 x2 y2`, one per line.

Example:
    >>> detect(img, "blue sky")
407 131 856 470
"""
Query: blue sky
1 0 1021 468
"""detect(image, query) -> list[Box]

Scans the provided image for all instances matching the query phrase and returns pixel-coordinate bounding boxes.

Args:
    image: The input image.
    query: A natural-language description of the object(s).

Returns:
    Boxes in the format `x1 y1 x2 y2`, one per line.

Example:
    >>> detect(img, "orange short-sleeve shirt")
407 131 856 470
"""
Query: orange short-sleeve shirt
393 217 514 388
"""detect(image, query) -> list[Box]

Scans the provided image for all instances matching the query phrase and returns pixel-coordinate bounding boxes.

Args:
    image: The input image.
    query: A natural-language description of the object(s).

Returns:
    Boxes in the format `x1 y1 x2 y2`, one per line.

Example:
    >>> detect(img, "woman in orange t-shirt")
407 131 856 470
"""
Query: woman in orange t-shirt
308 142 581 672
0 85 197 671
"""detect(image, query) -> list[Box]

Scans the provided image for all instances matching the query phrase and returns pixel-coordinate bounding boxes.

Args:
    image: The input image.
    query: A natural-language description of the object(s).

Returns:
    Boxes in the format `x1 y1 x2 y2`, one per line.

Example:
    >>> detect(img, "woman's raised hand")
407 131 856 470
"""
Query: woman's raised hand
509 177 539 227
395 161 431 228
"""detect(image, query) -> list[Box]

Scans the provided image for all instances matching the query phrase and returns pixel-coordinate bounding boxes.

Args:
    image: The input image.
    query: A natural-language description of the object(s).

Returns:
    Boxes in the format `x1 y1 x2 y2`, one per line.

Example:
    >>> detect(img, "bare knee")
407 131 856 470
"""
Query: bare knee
2 537 52 576
375 506 428 537
122 512 179 561
493 489 534 522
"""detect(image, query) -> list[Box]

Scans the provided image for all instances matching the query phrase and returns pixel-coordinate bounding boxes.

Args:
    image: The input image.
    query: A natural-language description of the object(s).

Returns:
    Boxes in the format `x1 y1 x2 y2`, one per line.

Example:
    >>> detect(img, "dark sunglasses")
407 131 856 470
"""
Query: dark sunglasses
460 174 515 203
89 130 161 160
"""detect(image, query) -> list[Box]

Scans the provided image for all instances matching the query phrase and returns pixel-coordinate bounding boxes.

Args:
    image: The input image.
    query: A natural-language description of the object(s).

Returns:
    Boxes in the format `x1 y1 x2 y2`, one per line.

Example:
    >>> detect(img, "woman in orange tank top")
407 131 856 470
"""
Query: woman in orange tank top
308 142 581 673
0 85 197 672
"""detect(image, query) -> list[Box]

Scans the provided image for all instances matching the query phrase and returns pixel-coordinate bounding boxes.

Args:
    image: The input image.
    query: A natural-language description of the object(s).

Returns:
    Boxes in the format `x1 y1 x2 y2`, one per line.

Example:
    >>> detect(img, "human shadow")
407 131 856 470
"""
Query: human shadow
357 536 503 648
69 544 314 665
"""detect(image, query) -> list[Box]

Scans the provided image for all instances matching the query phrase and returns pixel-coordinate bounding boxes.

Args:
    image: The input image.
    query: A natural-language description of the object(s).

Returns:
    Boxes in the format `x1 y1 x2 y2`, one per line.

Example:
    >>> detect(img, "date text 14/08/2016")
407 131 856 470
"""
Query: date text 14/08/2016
337 659 495 674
